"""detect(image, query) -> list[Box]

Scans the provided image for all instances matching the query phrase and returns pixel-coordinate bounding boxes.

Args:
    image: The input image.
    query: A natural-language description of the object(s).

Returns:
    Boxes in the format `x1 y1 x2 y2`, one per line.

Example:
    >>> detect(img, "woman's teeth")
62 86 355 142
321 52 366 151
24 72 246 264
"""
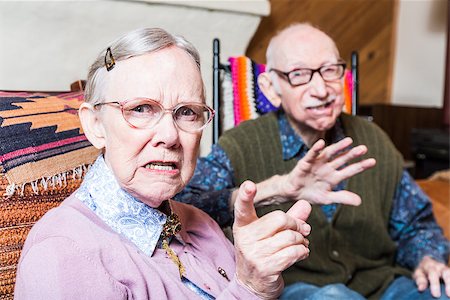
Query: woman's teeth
145 163 175 171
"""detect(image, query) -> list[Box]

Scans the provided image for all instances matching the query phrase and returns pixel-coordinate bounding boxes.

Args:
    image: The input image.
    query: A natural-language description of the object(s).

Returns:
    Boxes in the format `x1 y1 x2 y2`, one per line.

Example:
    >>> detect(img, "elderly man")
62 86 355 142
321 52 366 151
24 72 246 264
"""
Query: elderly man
176 23 450 299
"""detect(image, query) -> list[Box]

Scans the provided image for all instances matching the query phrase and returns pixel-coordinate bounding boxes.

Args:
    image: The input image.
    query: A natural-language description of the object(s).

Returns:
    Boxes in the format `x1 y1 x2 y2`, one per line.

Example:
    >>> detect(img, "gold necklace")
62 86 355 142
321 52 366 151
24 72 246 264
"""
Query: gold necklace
161 212 185 278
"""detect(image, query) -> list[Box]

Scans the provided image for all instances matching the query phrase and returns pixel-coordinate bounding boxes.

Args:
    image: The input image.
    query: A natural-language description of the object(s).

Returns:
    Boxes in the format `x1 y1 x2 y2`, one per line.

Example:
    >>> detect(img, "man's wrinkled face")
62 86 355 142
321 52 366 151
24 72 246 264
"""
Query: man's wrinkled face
97 47 204 208
271 27 344 135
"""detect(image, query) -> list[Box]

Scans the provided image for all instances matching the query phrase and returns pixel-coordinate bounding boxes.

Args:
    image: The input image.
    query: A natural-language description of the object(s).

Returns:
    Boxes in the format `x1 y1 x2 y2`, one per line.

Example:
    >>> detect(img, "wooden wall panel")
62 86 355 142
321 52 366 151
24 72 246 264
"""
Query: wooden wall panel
360 104 445 161
246 0 397 105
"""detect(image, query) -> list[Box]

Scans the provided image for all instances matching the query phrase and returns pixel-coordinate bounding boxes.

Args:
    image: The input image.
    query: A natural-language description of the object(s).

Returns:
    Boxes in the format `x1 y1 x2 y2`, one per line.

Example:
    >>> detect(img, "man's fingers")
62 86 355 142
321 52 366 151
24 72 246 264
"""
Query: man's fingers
300 139 326 164
413 268 428 292
414 257 450 297
294 137 359 175
328 145 368 169
360 158 377 169
233 180 258 227
427 270 442 298
324 190 362 206
332 158 377 183
320 137 353 160
442 268 450 297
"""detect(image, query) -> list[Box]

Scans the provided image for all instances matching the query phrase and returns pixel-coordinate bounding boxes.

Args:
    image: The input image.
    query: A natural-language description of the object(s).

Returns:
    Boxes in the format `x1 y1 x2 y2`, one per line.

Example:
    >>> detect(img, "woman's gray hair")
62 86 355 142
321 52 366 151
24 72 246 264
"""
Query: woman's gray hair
84 28 202 104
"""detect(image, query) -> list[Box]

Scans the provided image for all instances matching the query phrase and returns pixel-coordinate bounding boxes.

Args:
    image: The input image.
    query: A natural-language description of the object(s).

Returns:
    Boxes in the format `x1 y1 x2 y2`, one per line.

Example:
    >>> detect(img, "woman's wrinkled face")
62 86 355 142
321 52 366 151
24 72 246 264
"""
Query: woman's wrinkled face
98 47 204 208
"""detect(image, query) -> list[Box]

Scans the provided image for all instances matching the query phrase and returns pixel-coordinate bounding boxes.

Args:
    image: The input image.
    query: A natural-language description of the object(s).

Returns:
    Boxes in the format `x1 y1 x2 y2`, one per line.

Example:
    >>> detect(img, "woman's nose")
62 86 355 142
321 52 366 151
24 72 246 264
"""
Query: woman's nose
151 113 180 148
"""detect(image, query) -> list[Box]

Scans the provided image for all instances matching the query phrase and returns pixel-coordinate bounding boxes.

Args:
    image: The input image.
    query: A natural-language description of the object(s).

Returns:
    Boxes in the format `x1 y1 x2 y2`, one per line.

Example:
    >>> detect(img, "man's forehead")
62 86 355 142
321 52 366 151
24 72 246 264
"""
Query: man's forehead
272 27 339 68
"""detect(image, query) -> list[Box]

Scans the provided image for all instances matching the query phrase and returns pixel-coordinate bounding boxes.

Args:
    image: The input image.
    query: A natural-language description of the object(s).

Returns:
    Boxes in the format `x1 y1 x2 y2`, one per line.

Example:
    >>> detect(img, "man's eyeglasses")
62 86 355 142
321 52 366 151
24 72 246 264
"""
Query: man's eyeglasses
94 98 215 133
269 63 346 86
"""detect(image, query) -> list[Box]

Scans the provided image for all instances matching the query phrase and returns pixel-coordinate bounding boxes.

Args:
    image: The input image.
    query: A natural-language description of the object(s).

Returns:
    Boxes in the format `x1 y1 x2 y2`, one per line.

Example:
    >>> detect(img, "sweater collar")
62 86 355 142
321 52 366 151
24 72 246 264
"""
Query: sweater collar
277 110 346 160
76 155 184 257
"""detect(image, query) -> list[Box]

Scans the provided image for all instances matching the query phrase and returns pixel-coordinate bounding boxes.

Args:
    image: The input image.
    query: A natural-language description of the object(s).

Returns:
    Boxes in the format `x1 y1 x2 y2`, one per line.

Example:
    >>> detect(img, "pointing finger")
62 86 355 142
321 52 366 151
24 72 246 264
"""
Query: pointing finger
233 180 258 228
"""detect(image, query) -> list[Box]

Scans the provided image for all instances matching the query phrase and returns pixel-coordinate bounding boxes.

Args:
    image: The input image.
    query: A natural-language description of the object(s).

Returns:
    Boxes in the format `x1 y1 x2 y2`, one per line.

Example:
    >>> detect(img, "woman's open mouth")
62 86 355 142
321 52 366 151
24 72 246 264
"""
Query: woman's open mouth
145 162 178 171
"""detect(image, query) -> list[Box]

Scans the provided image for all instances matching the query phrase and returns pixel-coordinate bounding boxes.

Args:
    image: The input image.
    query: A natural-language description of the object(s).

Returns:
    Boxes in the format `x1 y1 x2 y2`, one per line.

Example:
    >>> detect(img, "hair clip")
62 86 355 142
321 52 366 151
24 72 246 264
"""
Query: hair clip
105 47 115 71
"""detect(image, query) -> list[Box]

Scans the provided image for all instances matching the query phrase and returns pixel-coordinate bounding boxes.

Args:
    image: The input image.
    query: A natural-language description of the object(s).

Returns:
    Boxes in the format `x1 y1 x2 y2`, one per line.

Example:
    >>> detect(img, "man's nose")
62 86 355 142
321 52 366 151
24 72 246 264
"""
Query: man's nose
309 72 328 98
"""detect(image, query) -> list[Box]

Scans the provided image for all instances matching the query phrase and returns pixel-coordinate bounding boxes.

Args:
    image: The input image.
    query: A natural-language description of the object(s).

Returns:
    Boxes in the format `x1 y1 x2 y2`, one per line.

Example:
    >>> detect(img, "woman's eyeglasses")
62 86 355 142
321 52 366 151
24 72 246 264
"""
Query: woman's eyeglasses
95 98 215 133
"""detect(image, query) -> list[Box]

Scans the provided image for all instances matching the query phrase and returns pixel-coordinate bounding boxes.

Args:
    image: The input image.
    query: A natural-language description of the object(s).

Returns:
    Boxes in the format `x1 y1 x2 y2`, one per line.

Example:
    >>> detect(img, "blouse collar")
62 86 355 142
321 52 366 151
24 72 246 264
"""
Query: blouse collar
76 155 184 256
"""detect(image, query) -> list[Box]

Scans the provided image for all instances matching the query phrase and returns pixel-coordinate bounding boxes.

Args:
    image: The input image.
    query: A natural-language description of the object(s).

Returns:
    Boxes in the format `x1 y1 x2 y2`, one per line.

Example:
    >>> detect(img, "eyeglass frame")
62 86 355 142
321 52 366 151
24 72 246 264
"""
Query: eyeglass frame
269 62 347 87
94 98 215 133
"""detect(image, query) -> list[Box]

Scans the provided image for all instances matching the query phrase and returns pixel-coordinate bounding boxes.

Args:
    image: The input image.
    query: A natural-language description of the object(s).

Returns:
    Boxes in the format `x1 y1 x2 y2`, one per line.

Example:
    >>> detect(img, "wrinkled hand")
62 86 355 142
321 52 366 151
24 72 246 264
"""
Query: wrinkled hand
413 256 450 298
233 181 312 299
282 137 376 206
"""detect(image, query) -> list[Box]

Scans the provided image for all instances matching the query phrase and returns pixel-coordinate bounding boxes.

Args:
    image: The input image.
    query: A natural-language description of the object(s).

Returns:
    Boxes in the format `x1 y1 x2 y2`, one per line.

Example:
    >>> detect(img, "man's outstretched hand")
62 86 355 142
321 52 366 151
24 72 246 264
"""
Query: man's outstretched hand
252 137 376 207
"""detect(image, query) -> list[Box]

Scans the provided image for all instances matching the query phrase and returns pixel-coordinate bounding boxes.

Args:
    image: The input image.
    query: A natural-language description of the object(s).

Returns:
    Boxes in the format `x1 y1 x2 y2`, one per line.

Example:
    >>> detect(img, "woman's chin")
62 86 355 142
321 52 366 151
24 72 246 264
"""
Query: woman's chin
127 185 179 208
140 195 173 208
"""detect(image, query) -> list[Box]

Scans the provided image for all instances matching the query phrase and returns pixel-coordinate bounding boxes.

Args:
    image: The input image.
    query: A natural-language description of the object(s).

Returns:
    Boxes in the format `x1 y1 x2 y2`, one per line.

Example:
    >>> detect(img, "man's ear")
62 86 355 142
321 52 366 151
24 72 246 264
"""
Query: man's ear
78 103 106 149
257 72 282 108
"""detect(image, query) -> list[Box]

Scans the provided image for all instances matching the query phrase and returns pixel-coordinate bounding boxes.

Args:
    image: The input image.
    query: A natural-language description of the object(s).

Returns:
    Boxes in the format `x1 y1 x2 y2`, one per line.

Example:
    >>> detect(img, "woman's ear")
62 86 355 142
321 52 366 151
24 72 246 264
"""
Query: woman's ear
78 103 106 149
257 72 282 108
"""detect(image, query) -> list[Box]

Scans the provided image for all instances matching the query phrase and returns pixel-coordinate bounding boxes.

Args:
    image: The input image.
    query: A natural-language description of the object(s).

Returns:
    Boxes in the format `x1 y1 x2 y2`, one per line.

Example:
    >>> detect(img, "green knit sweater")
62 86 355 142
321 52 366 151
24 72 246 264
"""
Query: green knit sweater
218 112 411 299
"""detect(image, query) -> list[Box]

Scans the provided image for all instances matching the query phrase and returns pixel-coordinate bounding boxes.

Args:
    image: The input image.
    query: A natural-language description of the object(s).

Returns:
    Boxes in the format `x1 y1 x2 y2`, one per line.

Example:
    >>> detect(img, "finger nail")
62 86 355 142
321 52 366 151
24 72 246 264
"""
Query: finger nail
302 223 311 234
241 182 250 194
245 188 254 197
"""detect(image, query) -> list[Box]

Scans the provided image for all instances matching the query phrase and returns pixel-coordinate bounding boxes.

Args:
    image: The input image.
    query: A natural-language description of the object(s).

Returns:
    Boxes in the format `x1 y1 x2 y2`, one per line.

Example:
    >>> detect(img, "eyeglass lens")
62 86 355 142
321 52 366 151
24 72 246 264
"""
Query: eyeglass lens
288 64 344 85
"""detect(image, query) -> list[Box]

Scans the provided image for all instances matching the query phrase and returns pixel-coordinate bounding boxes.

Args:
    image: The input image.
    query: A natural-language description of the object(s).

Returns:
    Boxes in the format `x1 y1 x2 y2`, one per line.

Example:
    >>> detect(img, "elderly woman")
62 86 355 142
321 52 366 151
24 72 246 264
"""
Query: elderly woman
15 28 373 299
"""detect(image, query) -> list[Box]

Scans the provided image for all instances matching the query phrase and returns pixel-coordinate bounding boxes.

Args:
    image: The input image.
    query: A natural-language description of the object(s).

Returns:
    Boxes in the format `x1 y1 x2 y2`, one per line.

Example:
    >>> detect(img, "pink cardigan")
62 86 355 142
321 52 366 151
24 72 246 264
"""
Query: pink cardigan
14 195 260 299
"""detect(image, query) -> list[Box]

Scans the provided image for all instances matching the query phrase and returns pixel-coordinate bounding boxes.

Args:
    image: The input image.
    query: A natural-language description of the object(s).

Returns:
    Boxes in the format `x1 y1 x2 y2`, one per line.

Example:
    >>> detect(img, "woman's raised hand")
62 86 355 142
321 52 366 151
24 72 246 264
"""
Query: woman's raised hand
233 181 312 299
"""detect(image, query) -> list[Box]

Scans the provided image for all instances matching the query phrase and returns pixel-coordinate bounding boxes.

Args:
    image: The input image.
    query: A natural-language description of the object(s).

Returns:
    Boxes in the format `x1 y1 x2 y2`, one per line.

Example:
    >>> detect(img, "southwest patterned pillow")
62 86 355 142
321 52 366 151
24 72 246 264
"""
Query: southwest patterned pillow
0 90 99 299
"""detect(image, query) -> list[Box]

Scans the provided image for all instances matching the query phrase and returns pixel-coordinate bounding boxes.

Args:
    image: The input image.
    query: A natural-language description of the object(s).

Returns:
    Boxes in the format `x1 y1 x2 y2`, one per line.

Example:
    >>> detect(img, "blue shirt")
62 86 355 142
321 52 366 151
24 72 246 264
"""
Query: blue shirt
176 111 449 269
